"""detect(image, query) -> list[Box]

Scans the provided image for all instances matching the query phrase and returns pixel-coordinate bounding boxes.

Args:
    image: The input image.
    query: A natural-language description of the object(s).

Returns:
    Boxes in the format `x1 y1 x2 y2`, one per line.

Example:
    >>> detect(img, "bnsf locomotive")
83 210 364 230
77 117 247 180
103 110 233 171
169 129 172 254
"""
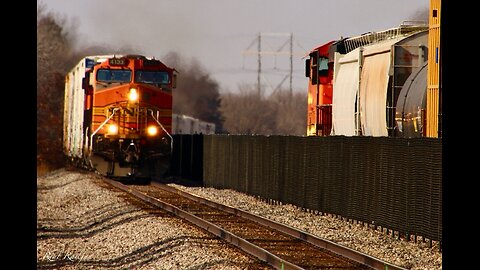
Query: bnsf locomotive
63 54 176 178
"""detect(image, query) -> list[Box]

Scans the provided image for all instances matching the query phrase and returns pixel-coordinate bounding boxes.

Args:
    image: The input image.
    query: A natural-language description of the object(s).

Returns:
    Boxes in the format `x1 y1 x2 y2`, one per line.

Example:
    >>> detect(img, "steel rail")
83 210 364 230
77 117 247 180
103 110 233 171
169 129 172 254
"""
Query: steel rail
152 182 408 270
103 178 300 270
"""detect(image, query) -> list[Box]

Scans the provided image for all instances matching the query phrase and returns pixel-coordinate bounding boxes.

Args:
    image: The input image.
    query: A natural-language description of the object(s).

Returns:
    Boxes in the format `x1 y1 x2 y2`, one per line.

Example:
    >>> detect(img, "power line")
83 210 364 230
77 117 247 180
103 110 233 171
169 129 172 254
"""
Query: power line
242 32 307 97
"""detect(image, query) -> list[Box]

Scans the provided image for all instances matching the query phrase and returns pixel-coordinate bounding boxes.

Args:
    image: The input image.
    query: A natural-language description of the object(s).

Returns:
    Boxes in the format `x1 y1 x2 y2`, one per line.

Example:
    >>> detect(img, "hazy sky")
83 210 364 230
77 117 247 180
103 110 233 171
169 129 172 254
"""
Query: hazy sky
39 0 429 94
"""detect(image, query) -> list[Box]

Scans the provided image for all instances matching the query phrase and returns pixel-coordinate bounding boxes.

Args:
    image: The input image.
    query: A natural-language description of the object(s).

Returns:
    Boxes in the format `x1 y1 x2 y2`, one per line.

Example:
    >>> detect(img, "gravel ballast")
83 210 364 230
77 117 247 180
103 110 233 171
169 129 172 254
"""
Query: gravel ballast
37 168 441 269
37 169 270 270
169 184 442 270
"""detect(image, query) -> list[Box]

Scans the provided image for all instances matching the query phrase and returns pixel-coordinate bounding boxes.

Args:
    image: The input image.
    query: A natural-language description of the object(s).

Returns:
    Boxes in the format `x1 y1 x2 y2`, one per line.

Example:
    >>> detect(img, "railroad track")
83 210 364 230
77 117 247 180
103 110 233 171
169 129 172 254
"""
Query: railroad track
104 178 407 270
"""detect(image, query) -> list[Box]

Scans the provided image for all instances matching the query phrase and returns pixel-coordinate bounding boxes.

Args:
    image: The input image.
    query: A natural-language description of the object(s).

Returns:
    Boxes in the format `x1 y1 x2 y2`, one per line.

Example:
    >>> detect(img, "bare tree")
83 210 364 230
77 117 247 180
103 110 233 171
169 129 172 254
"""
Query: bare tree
221 85 270 135
37 4 78 168
37 6 73 86
270 91 307 136
220 84 306 135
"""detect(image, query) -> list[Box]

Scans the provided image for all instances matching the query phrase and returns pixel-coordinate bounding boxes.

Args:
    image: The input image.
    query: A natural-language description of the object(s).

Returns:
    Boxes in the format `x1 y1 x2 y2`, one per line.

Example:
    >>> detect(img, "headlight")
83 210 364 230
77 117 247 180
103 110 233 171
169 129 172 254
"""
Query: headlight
147 126 158 136
128 88 138 102
108 124 118 135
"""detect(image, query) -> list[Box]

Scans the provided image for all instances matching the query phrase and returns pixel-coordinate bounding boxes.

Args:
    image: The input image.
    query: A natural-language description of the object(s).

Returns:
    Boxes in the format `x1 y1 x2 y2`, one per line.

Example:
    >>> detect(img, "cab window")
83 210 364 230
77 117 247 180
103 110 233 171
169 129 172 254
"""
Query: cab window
318 57 328 76
135 70 170 85
97 69 132 83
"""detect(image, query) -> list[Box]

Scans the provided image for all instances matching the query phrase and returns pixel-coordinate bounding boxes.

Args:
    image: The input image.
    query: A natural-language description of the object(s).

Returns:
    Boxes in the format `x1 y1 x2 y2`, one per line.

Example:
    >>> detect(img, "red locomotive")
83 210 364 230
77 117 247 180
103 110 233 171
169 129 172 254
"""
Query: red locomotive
63 54 177 178
305 40 337 136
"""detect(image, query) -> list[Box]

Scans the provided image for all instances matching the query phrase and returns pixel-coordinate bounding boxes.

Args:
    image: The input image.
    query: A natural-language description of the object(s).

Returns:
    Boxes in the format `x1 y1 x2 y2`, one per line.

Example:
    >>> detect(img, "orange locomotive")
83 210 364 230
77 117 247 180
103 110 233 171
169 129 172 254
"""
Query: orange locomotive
63 54 177 178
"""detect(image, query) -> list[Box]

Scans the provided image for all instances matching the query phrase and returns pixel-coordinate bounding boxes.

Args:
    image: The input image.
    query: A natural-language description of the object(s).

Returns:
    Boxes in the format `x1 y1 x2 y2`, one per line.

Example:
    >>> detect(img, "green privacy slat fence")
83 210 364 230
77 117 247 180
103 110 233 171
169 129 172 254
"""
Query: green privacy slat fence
202 135 442 242
167 134 204 182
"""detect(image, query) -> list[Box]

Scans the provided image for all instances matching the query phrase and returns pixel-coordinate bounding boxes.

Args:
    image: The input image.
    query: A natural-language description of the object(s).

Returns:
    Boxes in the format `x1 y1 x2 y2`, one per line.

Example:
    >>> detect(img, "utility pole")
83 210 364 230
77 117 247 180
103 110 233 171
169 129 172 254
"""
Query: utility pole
257 33 262 97
289 32 293 97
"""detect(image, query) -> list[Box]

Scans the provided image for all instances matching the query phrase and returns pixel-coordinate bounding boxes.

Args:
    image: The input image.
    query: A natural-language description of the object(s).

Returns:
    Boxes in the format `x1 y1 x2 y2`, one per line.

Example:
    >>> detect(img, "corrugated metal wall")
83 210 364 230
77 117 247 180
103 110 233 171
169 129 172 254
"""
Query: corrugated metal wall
202 135 442 241
331 50 360 136
63 59 87 158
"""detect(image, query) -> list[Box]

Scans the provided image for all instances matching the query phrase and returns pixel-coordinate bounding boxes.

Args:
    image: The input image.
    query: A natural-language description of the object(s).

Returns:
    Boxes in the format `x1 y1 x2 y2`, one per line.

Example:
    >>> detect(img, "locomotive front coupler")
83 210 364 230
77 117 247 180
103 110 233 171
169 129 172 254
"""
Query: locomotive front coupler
123 140 139 164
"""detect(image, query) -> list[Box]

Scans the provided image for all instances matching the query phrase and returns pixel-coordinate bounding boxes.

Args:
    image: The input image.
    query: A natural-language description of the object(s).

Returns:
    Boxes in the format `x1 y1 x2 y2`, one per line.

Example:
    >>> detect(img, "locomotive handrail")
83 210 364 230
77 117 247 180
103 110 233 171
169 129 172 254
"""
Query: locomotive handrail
149 109 173 153
89 107 120 153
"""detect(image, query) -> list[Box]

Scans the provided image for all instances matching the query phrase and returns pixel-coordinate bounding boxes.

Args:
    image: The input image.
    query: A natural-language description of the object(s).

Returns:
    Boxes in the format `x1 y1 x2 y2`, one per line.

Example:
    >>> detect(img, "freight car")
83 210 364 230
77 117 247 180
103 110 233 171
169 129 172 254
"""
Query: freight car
305 22 429 137
395 61 428 137
172 114 216 135
63 54 177 179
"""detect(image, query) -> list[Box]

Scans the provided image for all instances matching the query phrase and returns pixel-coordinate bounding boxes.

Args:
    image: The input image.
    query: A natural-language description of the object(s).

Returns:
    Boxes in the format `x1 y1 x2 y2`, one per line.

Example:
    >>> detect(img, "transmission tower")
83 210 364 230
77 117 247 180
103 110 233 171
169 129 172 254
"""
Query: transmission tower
242 32 306 97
